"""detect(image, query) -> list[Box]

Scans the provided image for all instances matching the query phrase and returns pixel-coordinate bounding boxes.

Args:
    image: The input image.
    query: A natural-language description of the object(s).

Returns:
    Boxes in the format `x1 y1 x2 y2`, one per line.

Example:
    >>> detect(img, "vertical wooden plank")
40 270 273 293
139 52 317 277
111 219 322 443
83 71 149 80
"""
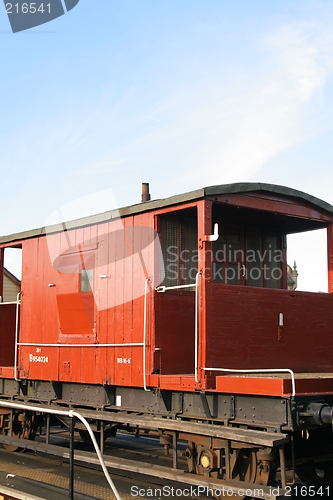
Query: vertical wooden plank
82 225 96 384
328 223 333 293
131 213 146 387
114 218 125 386
20 239 37 345
123 216 134 385
98 222 109 383
141 211 152 387
152 214 161 377
282 235 288 290
149 212 159 375
91 223 104 384
42 234 60 345
197 200 212 386
75 224 83 384
20 238 46 378
30 235 55 380
60 223 76 253
75 227 84 248
0 248 4 299
108 219 117 385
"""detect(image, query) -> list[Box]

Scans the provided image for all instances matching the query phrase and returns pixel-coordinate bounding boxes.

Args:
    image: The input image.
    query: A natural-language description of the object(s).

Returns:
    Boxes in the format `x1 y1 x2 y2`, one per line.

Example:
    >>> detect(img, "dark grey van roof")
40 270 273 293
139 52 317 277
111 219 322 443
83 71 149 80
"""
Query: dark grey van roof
1 183 332 244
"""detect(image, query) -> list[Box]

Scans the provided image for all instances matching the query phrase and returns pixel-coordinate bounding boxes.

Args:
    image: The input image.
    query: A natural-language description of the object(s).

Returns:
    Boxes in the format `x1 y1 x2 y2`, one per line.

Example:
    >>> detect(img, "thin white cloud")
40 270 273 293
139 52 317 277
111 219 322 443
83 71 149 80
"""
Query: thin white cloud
2 11 333 235
268 21 333 102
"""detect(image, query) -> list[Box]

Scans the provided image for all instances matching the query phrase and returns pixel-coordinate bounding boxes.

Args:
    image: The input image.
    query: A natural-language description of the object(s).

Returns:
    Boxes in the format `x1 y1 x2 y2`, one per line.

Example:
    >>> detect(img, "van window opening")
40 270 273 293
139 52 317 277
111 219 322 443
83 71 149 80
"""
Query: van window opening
3 247 22 282
81 269 94 293
159 208 198 287
287 228 327 293
1 246 22 304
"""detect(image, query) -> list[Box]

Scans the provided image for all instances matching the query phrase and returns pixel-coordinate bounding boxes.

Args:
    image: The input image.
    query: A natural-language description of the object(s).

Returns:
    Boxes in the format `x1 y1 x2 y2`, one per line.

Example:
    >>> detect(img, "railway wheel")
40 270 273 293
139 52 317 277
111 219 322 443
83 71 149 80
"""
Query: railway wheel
231 449 256 482
186 443 276 499
293 428 333 487
295 463 333 487
1 411 35 452
231 448 277 486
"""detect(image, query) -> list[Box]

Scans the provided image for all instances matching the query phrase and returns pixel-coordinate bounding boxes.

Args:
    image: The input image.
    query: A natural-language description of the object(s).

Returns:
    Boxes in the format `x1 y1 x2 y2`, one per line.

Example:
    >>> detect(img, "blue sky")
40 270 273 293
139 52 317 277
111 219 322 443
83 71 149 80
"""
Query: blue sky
1 0 333 290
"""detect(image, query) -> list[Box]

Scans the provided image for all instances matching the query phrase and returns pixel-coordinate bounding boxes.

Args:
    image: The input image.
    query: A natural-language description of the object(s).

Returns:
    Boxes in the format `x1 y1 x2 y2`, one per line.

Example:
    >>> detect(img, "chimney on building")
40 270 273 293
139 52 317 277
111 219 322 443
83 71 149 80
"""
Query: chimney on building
141 183 151 202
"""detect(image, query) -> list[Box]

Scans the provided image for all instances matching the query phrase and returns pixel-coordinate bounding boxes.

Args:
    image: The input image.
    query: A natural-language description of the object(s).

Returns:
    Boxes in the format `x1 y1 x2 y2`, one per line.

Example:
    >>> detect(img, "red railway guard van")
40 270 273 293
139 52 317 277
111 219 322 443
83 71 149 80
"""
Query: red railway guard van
0 182 333 493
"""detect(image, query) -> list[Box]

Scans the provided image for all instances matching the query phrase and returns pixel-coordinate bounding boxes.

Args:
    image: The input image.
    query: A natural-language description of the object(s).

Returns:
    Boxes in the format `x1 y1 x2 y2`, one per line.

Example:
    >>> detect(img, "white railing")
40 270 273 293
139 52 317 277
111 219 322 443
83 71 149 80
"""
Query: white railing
143 278 150 391
202 367 296 397
195 272 200 382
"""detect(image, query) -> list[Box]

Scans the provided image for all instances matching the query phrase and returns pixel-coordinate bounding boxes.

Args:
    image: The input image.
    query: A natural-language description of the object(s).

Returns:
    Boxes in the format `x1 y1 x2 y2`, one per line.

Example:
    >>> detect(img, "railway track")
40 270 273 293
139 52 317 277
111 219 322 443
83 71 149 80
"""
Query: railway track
0 436 208 500
0 431 330 500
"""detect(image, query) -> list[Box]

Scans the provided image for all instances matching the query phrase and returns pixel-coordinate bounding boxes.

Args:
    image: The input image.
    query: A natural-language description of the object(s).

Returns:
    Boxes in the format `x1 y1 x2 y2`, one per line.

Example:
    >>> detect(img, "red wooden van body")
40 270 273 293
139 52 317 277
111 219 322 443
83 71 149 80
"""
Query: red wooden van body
1 182 333 398
2 183 333 489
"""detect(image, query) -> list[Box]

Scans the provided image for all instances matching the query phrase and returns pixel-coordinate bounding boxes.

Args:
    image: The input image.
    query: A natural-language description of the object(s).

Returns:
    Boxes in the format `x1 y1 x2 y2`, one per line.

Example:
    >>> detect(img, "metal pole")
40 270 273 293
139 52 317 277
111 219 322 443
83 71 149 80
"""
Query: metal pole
69 416 75 500
46 414 50 445
9 409 13 436
195 272 200 382
225 439 230 479
172 432 178 469
100 422 104 455
279 446 286 489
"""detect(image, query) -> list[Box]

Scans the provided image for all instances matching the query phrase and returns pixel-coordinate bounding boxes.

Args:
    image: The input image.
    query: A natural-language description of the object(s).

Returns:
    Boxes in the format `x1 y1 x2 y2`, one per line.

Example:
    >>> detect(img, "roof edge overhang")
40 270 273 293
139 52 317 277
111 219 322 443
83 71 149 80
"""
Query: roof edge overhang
0 183 332 245
205 182 333 215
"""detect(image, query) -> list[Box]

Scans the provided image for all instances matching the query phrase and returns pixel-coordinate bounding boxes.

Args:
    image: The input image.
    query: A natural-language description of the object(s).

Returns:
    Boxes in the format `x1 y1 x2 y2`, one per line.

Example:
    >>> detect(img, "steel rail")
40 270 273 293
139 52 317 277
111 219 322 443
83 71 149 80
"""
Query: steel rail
0 435 288 500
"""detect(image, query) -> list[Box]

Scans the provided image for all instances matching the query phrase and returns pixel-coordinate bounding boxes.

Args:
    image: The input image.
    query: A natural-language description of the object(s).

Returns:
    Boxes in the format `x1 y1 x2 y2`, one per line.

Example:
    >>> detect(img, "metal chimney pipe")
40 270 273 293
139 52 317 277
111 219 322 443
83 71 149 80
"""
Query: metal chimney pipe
141 183 151 202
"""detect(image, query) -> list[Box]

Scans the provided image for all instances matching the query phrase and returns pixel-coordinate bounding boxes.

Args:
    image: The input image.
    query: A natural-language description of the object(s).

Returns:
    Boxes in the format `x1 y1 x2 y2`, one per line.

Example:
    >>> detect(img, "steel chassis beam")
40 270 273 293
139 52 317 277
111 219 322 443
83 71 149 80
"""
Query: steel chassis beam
2 399 289 447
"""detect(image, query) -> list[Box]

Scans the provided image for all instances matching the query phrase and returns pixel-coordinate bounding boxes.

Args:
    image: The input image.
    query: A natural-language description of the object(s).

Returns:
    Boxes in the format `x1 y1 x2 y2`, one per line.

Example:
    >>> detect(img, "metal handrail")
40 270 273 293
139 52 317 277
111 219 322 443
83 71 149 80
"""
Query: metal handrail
155 283 196 293
202 367 296 397
0 298 20 306
14 292 21 382
195 272 200 383
143 278 151 391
